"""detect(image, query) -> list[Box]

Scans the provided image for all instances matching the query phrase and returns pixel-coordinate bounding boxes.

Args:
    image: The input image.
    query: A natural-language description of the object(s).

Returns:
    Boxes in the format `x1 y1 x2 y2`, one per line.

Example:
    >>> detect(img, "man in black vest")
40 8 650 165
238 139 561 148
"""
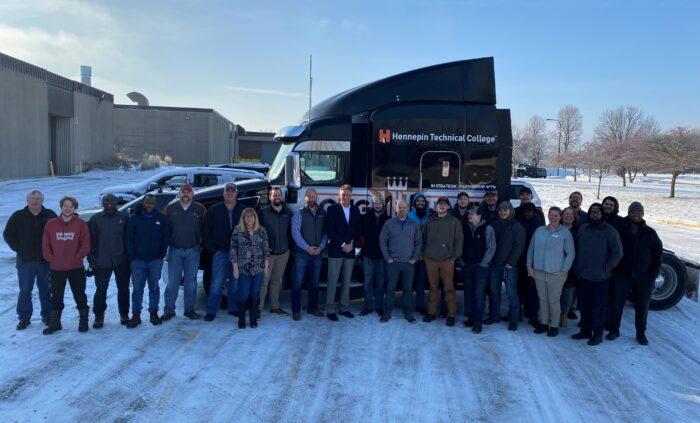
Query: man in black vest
461 207 496 333
258 187 293 317
324 184 361 321
3 190 57 330
89 193 130 328
291 188 327 321
607 202 663 345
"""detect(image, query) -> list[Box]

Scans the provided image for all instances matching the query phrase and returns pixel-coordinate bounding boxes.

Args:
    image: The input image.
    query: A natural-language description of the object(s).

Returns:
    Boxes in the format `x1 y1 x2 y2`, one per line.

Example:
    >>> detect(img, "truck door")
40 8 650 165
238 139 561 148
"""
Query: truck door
419 151 461 191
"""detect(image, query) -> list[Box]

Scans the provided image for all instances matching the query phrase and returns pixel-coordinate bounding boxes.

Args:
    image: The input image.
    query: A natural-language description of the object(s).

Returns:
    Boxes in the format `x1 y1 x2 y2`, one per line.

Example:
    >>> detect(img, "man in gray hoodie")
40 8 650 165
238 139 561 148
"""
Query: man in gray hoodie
489 201 525 330
379 200 421 323
571 203 622 346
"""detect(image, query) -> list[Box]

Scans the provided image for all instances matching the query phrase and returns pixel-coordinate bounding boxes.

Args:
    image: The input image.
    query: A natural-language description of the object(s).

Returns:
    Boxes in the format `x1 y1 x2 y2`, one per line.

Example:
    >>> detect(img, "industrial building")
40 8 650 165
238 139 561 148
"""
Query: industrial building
237 129 277 164
0 51 251 178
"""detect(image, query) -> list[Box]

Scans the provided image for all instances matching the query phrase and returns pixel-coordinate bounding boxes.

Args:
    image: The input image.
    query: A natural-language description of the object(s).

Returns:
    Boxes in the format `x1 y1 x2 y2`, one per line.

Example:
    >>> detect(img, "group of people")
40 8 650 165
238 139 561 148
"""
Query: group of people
4 182 662 346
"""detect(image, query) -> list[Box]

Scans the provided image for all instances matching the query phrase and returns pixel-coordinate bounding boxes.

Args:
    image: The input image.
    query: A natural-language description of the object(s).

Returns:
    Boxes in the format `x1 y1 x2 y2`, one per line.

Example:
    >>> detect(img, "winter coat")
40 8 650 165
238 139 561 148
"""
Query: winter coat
360 210 390 260
423 213 464 262
88 210 129 269
491 215 526 267
527 225 575 274
42 214 91 271
3 206 57 263
125 205 170 261
619 217 663 277
517 215 544 268
324 203 361 259
514 204 545 226
204 202 244 254
258 204 294 255
379 216 422 262
407 193 434 260
477 201 499 225
572 220 622 282
164 201 206 249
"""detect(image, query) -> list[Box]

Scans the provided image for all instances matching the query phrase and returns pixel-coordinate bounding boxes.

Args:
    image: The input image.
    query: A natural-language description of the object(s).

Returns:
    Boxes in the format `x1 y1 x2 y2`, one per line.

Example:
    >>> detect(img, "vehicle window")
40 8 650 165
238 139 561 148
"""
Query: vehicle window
193 173 219 187
510 185 522 199
299 151 346 186
157 174 187 187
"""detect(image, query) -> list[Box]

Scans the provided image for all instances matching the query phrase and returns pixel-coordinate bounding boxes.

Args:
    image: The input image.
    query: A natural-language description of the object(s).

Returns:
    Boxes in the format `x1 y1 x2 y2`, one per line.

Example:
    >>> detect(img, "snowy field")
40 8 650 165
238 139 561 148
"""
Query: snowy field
1 169 699 422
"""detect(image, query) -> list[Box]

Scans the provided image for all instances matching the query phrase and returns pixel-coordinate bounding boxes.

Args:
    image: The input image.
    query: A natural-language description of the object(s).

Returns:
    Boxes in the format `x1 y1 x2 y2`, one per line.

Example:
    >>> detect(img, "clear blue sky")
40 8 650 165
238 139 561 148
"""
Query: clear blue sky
1 0 698 139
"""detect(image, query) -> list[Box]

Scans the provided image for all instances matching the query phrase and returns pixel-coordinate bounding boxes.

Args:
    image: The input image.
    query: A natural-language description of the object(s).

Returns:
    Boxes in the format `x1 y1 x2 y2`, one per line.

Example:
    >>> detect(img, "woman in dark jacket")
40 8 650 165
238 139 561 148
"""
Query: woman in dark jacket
231 208 269 329
560 207 580 328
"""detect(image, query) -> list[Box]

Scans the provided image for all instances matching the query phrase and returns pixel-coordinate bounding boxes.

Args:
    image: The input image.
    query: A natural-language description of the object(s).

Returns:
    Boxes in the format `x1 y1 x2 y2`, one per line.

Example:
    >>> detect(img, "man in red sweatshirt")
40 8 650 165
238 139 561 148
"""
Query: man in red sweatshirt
42 196 91 334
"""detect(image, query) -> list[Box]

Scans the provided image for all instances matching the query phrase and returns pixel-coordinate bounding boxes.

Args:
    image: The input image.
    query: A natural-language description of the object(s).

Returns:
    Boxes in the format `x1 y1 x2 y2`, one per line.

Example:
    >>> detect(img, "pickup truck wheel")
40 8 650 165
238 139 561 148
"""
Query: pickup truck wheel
650 252 687 310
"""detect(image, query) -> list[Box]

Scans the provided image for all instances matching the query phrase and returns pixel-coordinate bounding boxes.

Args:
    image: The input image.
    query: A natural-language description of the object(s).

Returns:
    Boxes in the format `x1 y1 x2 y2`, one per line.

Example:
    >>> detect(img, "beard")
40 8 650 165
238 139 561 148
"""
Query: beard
273 199 282 206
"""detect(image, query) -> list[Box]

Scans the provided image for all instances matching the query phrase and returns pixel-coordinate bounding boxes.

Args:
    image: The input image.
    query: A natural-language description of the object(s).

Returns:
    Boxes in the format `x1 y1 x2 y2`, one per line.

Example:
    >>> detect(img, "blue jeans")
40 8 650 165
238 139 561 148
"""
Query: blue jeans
164 246 200 313
238 273 263 311
16 260 51 321
207 251 238 315
131 259 163 313
292 248 321 314
463 264 489 324
489 265 520 323
362 257 385 310
384 262 415 317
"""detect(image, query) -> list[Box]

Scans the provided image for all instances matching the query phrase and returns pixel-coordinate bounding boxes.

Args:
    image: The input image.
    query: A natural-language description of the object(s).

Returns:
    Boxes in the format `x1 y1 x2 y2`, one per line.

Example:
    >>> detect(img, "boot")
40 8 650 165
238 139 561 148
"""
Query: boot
126 312 141 329
120 313 130 325
43 310 63 335
93 312 105 329
560 313 568 328
149 310 162 326
78 309 89 333
237 302 246 328
249 305 257 328
636 330 649 345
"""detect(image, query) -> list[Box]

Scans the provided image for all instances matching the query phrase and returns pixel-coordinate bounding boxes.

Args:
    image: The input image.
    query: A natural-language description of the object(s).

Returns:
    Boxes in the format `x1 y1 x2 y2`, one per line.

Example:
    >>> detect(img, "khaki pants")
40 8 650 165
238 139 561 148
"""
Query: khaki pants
425 258 457 317
534 270 567 327
259 251 290 311
326 257 354 313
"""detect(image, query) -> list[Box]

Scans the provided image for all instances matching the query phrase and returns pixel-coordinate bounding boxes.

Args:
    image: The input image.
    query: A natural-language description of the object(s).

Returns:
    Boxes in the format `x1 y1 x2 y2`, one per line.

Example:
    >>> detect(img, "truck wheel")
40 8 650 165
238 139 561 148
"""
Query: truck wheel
650 252 687 310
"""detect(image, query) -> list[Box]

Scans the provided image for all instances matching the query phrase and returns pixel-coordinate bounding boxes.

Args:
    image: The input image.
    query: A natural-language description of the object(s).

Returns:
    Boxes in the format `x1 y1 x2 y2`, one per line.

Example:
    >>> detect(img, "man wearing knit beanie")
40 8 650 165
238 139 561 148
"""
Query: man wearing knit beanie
607 201 663 345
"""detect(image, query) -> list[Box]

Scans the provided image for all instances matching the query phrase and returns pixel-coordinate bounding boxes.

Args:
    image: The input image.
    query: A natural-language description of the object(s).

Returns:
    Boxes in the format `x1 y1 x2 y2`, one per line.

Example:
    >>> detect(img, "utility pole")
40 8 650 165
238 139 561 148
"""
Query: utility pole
546 118 561 176
308 55 313 112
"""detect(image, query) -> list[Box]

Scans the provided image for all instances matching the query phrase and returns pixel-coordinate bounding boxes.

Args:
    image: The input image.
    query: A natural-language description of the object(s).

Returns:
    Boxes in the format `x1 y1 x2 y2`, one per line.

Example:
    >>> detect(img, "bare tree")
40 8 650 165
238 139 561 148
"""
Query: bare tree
554 105 583 175
580 140 614 199
594 106 659 186
640 126 700 198
519 115 549 167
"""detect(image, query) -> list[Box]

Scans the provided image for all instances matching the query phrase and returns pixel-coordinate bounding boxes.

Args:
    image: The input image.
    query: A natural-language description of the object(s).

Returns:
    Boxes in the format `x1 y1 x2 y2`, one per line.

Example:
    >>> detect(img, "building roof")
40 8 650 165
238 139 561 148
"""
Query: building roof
0 51 114 101
114 104 216 113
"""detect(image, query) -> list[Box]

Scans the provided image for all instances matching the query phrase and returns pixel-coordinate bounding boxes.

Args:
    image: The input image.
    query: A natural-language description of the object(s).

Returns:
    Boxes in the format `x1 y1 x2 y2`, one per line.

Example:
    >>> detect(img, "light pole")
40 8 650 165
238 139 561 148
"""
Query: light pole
546 118 561 176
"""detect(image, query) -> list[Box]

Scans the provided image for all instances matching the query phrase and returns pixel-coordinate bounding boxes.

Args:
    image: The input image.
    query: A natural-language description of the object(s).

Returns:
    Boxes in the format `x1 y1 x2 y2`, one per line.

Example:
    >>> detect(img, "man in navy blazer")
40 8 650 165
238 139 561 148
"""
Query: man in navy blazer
324 184 361 321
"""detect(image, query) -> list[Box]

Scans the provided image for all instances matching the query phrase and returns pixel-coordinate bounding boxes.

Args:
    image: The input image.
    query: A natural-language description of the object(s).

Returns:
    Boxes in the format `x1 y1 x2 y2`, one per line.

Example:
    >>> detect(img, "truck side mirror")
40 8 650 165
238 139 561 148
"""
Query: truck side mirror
146 182 159 192
285 153 301 190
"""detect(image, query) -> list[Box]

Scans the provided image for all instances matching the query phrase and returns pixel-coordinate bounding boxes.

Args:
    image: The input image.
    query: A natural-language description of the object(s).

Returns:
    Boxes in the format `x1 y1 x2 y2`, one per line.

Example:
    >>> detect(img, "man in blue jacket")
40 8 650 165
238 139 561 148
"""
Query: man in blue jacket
125 194 171 327
324 184 361 321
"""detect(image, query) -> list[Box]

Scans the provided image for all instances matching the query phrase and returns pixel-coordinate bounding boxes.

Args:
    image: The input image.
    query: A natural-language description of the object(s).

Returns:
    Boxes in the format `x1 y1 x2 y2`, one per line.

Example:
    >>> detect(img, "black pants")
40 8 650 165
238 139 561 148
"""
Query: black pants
517 264 539 320
609 273 655 333
93 260 131 315
577 278 609 337
50 268 88 313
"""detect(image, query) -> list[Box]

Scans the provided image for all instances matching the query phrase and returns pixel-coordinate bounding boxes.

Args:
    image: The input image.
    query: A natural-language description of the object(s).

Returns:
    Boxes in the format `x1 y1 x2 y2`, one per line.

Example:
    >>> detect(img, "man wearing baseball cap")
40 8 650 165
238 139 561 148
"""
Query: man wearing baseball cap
162 183 207 321
422 196 463 326
479 188 499 225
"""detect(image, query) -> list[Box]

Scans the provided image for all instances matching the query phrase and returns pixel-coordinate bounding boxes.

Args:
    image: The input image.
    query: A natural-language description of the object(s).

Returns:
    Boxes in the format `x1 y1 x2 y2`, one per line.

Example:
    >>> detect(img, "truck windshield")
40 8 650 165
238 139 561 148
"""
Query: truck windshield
268 143 294 181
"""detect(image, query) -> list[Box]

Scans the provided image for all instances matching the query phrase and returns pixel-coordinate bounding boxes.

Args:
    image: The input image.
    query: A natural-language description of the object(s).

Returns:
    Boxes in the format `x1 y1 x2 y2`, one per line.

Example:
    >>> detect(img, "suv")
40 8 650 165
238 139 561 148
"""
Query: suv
99 166 265 204
515 163 547 178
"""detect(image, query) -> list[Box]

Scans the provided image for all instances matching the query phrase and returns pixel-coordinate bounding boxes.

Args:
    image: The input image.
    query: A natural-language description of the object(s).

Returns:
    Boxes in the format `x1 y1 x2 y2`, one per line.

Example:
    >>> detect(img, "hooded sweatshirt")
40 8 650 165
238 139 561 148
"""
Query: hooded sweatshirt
3 206 57 263
408 193 434 260
602 196 625 234
42 214 91 271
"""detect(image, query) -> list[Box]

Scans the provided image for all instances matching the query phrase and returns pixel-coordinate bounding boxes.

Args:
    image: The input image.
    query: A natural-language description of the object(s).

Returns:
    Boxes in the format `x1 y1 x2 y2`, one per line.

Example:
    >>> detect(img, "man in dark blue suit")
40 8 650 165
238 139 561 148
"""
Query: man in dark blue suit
324 184 361 321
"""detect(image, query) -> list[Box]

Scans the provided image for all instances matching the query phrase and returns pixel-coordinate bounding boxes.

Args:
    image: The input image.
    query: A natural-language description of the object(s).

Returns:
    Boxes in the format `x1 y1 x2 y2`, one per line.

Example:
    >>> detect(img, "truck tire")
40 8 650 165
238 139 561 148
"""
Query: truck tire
650 252 687 310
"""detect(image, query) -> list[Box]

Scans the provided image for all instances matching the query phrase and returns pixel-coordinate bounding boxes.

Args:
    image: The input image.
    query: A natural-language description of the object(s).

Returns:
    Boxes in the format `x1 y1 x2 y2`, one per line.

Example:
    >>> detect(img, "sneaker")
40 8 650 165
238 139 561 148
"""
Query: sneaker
567 310 578 320
587 336 603 346
472 324 483 333
161 311 176 321
292 312 301 321
463 318 475 328
547 327 559 337
571 331 591 340
534 324 548 334
636 331 649 345
270 308 289 316
606 330 620 341
446 317 455 327
204 314 216 322
508 322 518 331
311 309 325 317
380 314 390 323
416 305 428 316
184 311 200 320
327 313 339 322
340 310 355 319
359 308 372 316
405 315 416 323
16 320 30 330
422 314 435 323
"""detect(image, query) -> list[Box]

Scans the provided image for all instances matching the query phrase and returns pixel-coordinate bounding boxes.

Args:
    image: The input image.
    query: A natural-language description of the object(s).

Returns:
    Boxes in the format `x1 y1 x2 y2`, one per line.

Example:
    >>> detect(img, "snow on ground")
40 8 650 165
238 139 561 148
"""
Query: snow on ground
1 169 699 422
